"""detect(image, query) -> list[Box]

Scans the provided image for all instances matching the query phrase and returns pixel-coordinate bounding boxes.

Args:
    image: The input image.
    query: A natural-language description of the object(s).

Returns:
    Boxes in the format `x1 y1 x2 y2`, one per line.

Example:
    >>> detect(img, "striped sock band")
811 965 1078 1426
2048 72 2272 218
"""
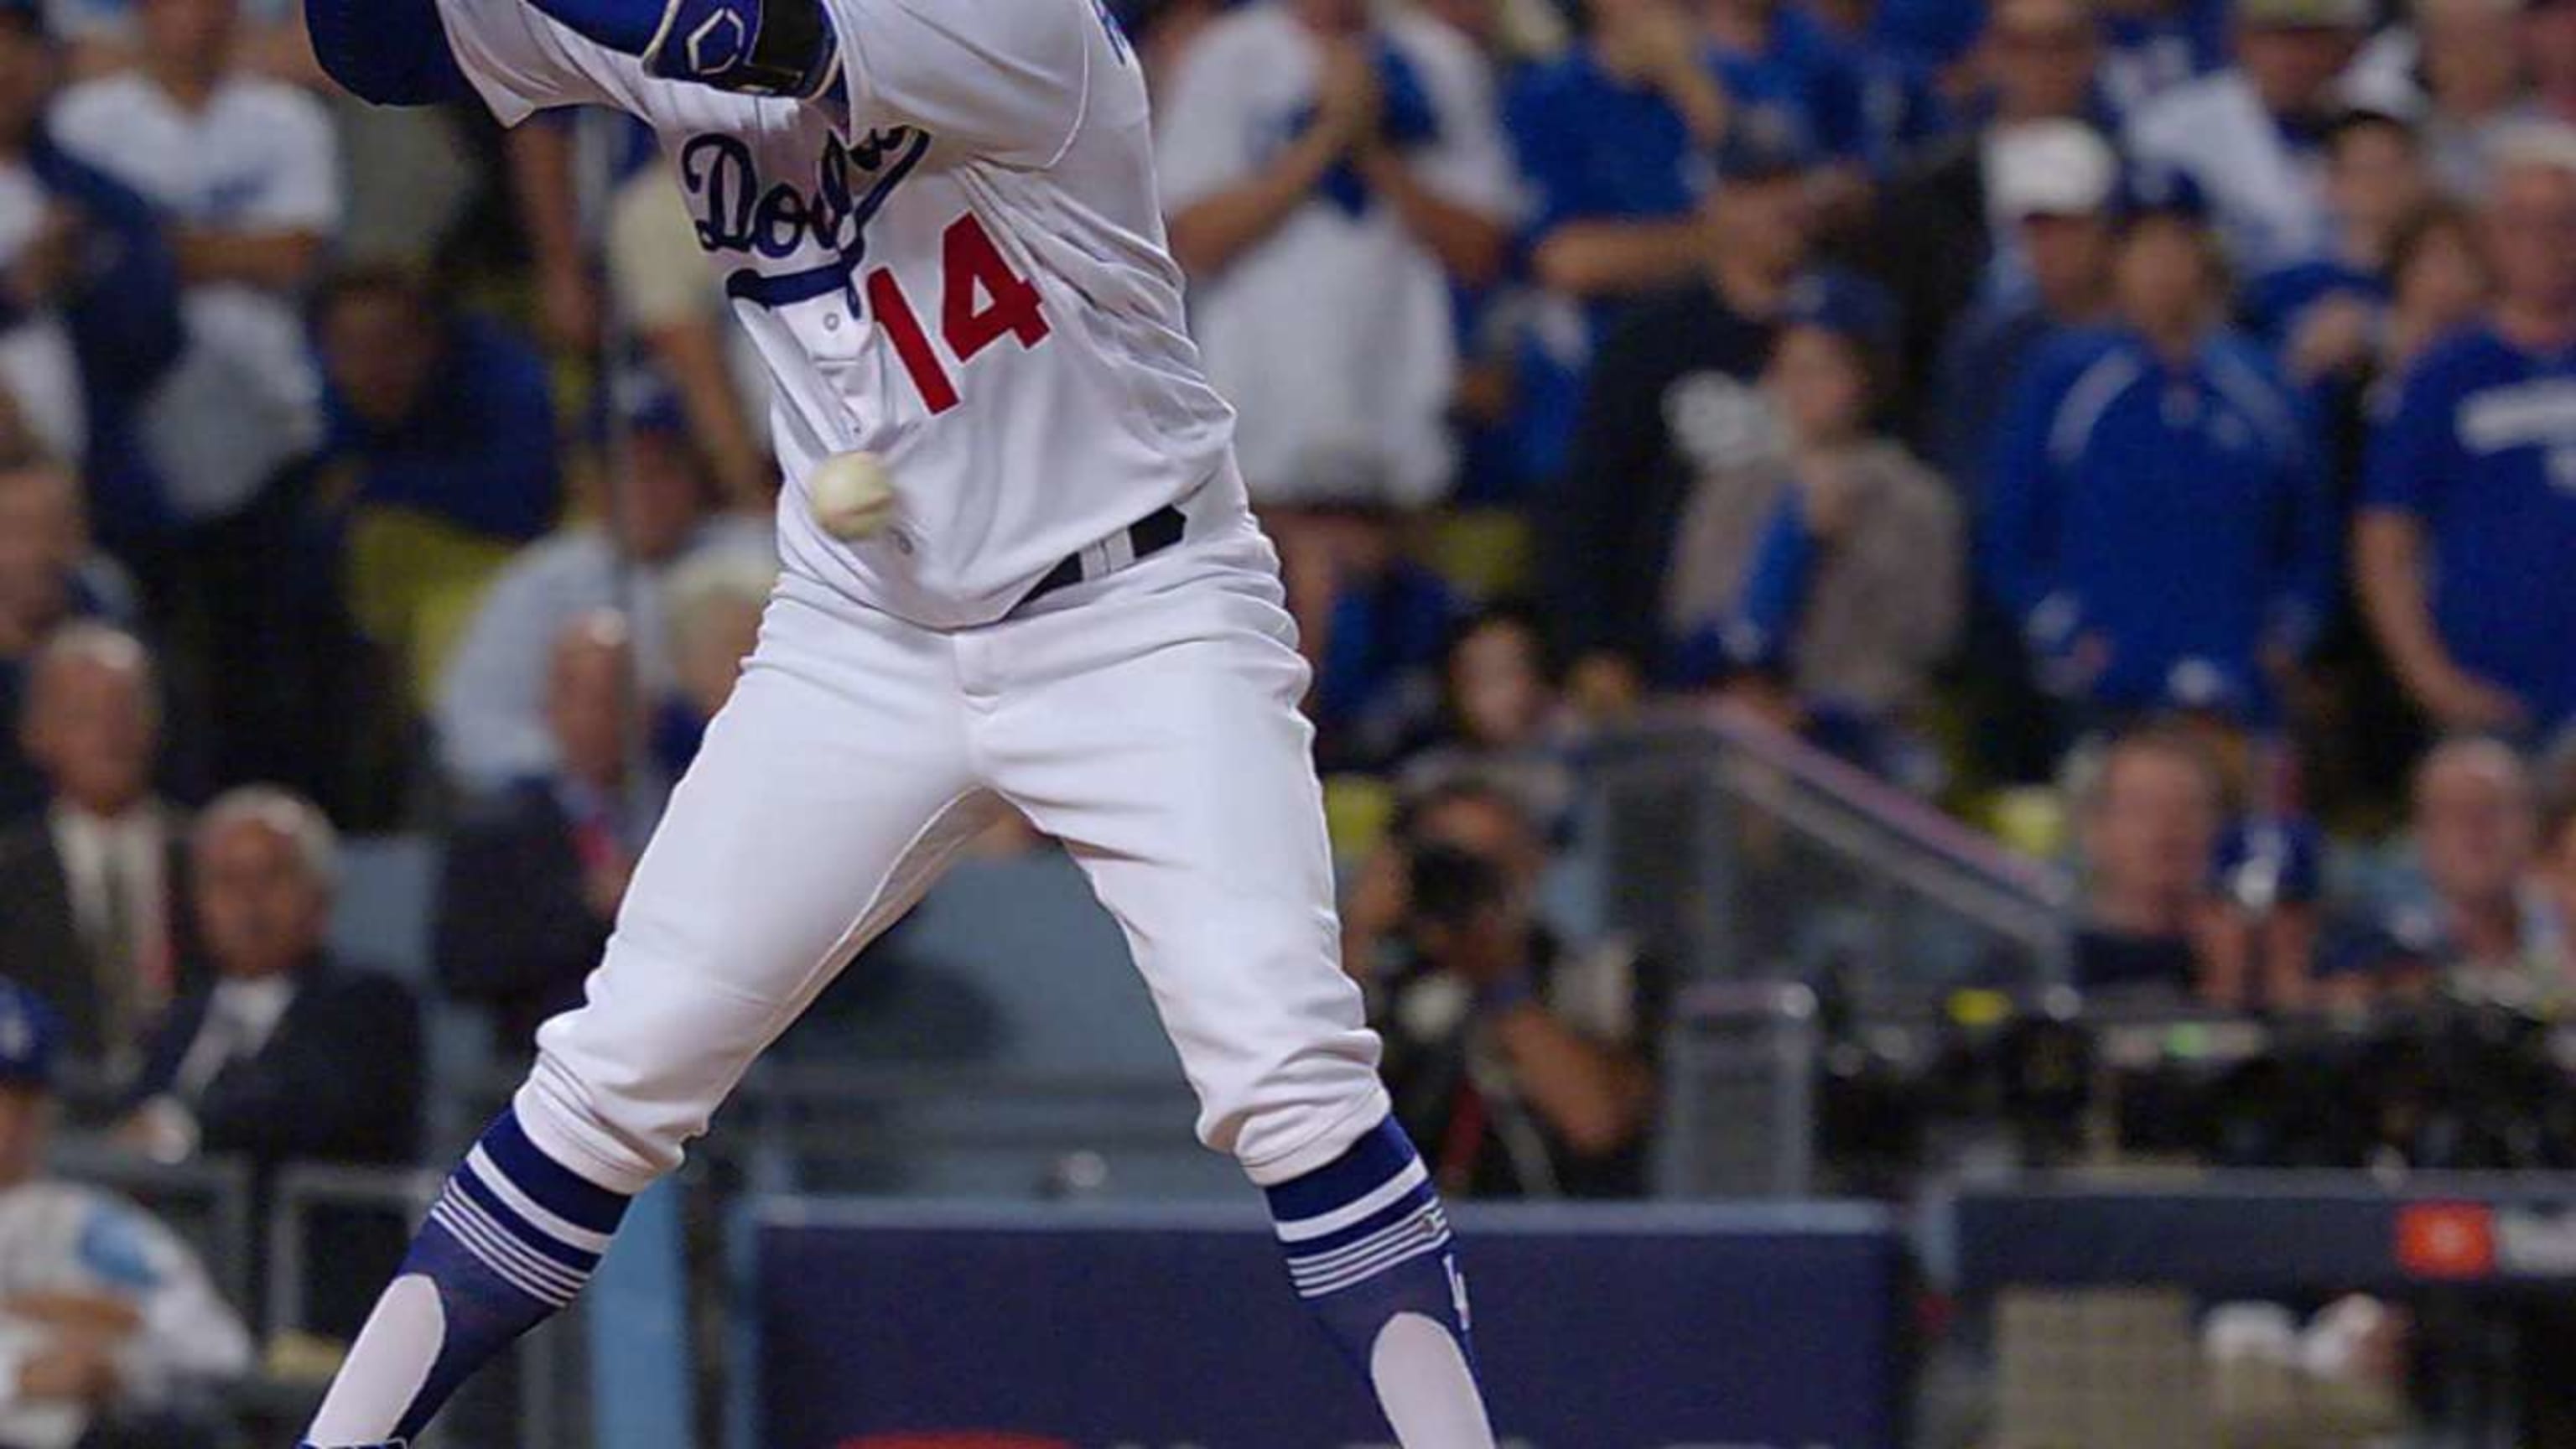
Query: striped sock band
423 1109 625 1310
1268 1119 1455 1301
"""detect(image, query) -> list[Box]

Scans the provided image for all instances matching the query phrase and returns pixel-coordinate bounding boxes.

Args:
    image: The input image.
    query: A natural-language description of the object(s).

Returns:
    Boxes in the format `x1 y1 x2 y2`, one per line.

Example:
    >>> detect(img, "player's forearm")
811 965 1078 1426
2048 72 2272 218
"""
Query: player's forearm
1530 219 1704 298
1166 129 1344 278
2354 512 2462 697
174 228 324 292
1354 149 1508 289
1488 1005 1653 1157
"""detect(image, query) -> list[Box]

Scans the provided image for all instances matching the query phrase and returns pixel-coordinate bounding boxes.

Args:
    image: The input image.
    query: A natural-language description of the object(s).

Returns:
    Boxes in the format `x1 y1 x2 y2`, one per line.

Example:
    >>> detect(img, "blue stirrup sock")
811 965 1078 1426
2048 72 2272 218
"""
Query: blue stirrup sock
1266 1117 1498 1448
300 1110 631 1448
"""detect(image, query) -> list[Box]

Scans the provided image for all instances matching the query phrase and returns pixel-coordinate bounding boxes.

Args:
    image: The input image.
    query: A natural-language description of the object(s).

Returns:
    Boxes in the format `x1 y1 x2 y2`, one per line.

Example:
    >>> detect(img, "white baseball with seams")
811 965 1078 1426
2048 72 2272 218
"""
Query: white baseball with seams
805 449 895 541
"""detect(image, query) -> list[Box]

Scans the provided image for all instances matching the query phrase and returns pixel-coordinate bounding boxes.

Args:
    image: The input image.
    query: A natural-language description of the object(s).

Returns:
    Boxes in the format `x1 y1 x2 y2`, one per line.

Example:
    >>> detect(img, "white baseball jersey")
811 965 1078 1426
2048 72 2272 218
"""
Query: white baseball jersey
439 0 1239 628
418 0 1384 1234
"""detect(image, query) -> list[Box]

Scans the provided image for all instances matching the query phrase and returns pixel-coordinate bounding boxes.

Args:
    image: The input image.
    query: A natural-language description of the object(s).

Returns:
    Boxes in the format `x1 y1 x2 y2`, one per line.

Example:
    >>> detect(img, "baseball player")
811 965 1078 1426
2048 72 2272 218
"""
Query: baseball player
294 0 1499 1444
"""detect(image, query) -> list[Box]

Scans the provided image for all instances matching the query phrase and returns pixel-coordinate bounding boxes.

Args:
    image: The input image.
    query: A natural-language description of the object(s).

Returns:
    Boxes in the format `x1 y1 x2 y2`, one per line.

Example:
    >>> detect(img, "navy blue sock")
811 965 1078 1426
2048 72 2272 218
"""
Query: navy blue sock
1266 1118 1495 1446
301 1110 629 1447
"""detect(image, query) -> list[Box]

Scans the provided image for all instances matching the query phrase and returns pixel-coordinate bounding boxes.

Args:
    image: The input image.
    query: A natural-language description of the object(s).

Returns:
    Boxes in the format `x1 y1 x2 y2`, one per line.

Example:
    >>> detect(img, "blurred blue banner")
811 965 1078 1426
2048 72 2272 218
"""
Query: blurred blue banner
743 1199 1907 1449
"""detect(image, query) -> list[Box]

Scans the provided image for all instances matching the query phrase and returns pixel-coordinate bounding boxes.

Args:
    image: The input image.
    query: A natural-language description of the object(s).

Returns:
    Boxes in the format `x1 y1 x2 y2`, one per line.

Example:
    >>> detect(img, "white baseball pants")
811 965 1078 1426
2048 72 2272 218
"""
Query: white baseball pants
509 512 1390 1192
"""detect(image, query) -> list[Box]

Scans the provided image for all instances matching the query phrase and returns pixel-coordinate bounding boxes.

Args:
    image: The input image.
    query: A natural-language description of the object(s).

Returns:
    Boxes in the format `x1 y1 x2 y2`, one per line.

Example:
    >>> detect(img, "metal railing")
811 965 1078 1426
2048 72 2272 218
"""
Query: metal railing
1586 709 2075 1006
47 1140 258 1311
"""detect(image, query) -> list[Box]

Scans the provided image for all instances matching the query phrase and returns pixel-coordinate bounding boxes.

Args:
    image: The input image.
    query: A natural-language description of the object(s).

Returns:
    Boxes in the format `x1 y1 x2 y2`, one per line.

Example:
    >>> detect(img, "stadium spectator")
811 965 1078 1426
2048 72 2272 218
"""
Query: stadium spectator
0 627 197 1107
50 0 338 532
2375 737 2556 1003
1864 0 2106 434
0 979 252 1449
1803 0 1952 173
2096 0 2233 121
1670 274 1962 774
437 614 646 1054
2300 197 2491 819
2360 125 2576 740
0 0 184 539
2246 112 2431 384
2071 725 2243 1001
1296 503 1466 772
1502 0 1731 492
434 399 770 796
1156 0 1515 662
1929 117 2122 478
1930 119 2122 787
2350 0 2538 195
1400 604 1579 837
654 548 771 777
1549 120 1819 711
2127 0 2372 277
121 787 421 1171
0 452 122 821
1699 0 1872 190
1345 777 1659 1197
314 267 560 547
2381 200 2494 378
1984 172 2333 728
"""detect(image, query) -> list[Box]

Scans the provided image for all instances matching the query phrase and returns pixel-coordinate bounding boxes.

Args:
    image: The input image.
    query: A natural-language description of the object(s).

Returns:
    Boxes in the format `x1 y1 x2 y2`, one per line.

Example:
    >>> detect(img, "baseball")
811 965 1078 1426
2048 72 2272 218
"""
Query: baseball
807 450 896 542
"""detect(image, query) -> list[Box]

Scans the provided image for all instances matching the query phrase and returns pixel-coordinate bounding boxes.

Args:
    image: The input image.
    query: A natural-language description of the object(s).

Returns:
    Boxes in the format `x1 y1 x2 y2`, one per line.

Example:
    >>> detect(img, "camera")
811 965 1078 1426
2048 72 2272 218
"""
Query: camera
1406 842 1508 933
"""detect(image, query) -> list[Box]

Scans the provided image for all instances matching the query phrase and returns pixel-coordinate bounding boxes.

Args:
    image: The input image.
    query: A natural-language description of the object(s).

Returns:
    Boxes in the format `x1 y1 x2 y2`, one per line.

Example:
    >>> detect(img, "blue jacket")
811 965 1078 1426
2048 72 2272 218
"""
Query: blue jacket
0 132 186 541
1982 326 2334 719
1500 48 1705 491
321 313 563 543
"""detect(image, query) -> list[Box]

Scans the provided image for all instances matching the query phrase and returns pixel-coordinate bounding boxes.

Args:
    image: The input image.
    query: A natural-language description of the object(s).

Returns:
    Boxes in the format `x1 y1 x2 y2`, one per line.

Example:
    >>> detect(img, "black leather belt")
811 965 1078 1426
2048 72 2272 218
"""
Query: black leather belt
1021 505 1187 606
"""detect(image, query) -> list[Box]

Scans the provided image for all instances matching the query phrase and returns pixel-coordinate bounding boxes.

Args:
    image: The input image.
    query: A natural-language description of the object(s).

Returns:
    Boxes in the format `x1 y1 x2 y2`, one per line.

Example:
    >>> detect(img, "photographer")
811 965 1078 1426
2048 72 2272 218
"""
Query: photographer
1343 778 1660 1198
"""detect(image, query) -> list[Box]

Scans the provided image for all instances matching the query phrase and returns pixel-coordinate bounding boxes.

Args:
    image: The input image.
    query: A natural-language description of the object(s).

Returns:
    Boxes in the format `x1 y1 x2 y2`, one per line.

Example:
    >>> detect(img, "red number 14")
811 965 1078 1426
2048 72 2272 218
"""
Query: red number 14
864 214 1052 416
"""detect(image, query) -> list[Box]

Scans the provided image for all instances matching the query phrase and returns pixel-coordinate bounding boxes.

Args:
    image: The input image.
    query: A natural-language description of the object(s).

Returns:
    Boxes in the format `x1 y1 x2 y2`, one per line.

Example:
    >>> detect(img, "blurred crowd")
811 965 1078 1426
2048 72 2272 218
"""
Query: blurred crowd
0 0 2570 1433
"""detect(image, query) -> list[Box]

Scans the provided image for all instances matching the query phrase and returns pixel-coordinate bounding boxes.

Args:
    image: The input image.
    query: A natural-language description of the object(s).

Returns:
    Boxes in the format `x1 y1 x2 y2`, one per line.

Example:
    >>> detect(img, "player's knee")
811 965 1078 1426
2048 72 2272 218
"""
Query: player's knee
1201 1031 1390 1187
509 1050 687 1196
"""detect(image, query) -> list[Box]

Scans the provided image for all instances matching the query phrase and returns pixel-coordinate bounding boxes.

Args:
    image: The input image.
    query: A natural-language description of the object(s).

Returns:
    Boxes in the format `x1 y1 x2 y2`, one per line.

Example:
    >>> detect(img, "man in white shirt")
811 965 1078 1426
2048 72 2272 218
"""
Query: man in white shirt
2128 0 2372 276
1157 0 1515 667
48 0 339 524
433 399 774 796
1158 0 1514 514
0 626 191 1107
0 979 253 1449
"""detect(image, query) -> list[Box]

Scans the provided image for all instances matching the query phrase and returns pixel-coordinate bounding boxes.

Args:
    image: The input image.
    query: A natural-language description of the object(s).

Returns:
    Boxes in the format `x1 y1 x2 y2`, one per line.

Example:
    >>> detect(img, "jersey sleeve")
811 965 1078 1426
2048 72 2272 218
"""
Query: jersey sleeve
2362 352 2453 519
822 0 1101 169
436 0 653 124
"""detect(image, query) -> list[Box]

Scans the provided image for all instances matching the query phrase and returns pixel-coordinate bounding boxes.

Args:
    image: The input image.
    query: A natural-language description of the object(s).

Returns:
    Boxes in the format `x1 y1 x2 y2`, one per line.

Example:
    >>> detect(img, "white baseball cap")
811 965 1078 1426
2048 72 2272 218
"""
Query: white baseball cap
1990 120 2120 221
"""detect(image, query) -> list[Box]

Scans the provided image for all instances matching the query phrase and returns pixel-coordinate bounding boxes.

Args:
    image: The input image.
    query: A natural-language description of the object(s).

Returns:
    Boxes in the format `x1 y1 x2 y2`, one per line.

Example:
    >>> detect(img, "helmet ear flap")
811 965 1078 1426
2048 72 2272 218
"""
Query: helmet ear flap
641 0 839 99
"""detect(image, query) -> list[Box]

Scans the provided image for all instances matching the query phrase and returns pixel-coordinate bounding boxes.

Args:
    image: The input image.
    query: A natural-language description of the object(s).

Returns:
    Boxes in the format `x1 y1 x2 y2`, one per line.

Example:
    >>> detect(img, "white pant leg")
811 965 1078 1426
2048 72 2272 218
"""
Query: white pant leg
516 577 1000 1191
969 523 1389 1187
